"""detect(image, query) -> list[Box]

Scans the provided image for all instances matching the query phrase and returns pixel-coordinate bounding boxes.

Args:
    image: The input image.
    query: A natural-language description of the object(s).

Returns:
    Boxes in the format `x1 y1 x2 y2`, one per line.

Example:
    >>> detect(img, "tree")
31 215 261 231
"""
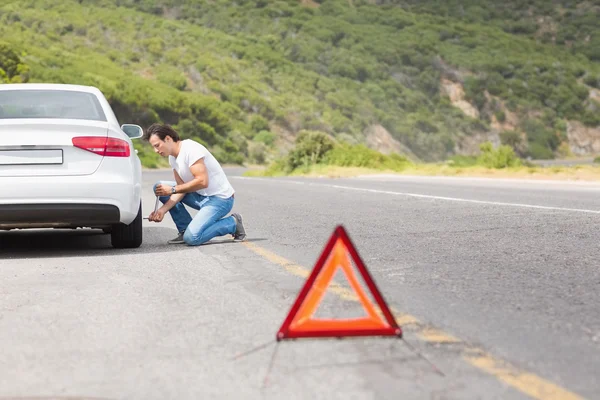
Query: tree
0 41 30 83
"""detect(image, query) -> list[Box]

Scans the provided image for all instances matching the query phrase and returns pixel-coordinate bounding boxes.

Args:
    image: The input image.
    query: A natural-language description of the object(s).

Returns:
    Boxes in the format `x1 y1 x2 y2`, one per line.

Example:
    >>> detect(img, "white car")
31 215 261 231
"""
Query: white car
0 83 144 248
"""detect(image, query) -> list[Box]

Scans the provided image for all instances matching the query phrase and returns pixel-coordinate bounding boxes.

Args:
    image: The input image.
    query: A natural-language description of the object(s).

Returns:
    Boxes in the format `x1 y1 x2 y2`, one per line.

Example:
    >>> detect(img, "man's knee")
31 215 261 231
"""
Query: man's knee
153 180 166 192
183 229 203 246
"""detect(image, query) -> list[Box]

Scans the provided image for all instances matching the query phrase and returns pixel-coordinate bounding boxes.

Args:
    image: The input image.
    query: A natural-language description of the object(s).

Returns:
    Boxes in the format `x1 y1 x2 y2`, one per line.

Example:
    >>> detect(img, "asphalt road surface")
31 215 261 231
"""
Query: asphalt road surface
1 169 599 400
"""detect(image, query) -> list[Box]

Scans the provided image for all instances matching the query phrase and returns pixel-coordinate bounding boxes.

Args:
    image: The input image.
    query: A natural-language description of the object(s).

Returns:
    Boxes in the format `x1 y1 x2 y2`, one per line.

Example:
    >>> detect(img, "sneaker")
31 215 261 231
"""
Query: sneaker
168 232 185 244
231 213 246 241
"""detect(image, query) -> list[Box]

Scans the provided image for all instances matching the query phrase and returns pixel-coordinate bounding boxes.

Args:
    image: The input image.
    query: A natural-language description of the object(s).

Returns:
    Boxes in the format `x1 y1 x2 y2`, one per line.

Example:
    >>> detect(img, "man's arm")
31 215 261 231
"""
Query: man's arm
155 169 186 213
173 158 209 194
153 159 209 212
149 157 210 223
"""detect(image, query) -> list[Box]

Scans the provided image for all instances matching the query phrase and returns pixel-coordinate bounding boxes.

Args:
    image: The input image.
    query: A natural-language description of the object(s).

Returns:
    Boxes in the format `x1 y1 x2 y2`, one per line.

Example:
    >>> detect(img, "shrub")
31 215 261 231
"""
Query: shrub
527 142 554 160
286 130 335 171
156 68 188 91
250 115 270 133
584 74 599 89
133 142 167 169
499 129 527 156
248 142 267 164
254 130 276 147
477 142 522 168
211 146 244 165
0 41 29 83
323 143 411 170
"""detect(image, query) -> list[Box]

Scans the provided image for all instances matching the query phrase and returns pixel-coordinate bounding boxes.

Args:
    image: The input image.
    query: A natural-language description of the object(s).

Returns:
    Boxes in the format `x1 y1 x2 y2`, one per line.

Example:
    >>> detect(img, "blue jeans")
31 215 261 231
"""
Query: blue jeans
153 181 236 246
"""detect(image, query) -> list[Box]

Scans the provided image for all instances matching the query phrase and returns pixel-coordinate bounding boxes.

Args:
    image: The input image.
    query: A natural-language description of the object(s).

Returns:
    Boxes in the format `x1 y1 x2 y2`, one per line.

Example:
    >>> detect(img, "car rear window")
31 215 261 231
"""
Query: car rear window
0 89 107 121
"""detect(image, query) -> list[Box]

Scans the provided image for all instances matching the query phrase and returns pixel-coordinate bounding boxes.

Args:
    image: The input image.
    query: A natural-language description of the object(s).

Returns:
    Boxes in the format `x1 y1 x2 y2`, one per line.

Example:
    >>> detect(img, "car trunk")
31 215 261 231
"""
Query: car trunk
0 119 109 177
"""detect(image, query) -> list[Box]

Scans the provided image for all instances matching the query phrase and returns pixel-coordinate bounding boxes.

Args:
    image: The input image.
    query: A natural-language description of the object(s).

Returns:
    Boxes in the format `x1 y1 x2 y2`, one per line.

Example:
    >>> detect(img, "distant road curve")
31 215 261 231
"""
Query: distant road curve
529 157 597 167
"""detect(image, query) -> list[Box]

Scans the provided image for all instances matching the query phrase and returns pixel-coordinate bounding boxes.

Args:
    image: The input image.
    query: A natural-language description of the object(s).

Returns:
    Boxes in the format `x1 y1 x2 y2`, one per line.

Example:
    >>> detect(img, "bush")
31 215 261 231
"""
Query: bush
323 143 411 170
495 110 506 122
521 118 562 157
211 146 244 165
285 130 335 171
248 141 267 164
250 115 270 133
0 41 29 83
499 129 527 156
156 67 188 91
527 142 554 160
584 74 599 89
477 142 522 168
254 130 276 147
133 142 168 169
262 131 414 175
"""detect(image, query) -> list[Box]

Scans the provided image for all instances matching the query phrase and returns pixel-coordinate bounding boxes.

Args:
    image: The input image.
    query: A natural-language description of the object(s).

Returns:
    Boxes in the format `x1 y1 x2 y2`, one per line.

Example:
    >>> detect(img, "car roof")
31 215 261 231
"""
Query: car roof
0 83 101 94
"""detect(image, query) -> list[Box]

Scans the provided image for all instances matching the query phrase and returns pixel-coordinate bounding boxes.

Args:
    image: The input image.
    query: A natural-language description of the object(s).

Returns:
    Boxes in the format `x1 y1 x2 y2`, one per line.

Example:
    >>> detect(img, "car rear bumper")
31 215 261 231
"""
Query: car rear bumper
0 158 141 228
0 203 120 229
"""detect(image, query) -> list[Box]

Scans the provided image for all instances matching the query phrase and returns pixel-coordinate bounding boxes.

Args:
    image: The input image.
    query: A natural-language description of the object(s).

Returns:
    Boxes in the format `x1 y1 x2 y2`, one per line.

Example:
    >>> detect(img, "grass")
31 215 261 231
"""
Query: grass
243 162 600 182
241 134 600 181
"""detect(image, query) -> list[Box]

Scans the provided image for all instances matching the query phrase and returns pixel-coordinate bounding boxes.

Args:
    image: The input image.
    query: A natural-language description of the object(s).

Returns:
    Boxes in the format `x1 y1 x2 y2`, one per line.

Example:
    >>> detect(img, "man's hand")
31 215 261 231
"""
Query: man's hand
154 184 174 197
148 209 165 223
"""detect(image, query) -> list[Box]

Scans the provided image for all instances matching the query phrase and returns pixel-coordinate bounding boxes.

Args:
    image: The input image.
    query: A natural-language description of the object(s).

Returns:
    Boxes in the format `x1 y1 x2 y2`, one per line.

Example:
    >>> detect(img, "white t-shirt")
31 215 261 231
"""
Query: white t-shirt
169 139 235 199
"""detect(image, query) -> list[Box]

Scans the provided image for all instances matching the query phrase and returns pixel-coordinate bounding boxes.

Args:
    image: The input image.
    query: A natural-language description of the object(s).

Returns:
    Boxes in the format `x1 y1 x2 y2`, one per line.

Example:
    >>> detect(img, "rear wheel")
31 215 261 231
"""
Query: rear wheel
111 202 142 248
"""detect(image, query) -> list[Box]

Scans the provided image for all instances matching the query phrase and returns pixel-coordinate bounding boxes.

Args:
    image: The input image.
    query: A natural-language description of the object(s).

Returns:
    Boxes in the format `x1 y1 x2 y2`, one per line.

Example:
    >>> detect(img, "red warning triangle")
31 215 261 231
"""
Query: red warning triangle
277 225 402 340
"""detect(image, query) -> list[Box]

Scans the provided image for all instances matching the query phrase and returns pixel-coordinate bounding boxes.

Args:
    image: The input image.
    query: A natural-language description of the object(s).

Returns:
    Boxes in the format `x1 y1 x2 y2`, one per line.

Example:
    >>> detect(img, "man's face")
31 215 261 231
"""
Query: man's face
149 135 170 157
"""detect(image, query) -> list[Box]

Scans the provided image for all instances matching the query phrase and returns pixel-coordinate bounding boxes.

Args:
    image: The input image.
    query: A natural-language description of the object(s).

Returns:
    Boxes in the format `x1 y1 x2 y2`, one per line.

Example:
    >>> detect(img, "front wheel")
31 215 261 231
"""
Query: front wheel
111 202 142 249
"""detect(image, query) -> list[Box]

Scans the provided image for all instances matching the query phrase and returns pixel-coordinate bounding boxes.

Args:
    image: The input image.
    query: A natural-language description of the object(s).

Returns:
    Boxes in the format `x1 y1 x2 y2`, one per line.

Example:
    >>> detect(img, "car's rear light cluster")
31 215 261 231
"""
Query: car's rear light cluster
72 136 130 157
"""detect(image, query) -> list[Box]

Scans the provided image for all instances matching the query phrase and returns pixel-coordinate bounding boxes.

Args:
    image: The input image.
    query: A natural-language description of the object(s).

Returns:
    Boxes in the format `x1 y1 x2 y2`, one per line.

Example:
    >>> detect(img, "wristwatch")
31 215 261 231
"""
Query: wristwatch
171 186 177 194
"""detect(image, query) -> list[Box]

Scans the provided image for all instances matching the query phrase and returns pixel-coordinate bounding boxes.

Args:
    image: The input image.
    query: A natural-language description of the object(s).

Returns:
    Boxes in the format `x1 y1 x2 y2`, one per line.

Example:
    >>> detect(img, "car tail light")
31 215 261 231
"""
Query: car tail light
72 137 130 157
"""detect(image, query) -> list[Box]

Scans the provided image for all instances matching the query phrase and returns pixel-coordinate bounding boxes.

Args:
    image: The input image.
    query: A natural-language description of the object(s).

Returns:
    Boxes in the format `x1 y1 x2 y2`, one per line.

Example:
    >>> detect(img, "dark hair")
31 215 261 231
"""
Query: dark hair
143 123 180 142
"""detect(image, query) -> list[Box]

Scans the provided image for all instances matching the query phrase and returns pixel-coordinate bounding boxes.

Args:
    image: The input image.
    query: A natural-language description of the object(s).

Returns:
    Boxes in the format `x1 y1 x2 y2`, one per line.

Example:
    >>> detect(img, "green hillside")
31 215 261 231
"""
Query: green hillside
0 0 598 168
396 0 600 62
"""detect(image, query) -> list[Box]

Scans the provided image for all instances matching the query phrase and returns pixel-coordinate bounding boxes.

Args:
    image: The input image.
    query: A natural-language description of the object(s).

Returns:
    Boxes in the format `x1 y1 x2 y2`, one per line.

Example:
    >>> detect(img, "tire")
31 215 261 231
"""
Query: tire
111 202 142 249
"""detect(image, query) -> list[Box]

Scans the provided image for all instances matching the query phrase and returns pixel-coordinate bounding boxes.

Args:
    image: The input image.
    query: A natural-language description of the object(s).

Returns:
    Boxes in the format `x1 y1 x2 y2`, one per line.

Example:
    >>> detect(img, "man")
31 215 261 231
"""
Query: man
144 123 246 245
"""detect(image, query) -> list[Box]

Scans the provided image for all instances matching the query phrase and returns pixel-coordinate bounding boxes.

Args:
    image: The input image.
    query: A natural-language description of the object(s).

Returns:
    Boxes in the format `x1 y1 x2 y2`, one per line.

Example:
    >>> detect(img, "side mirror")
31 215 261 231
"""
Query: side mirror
121 124 143 139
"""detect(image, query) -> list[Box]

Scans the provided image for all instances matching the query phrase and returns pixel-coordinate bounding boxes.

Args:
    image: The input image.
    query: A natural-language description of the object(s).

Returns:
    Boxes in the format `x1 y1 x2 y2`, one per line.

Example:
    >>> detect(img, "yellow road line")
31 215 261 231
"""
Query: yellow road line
466 353 584 400
394 313 419 326
418 327 461 343
242 241 586 400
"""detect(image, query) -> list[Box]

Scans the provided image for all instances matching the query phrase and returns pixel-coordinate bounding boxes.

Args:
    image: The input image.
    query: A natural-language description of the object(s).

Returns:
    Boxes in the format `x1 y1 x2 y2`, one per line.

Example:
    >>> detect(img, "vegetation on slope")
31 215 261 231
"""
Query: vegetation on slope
0 0 598 169
0 42 30 84
247 129 522 176
395 0 600 62
101 0 600 160
246 130 600 183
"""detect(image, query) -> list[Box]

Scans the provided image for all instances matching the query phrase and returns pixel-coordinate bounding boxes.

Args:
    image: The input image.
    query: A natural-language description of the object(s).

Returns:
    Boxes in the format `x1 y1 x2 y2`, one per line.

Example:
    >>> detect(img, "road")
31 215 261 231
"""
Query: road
0 169 599 400
529 158 597 167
